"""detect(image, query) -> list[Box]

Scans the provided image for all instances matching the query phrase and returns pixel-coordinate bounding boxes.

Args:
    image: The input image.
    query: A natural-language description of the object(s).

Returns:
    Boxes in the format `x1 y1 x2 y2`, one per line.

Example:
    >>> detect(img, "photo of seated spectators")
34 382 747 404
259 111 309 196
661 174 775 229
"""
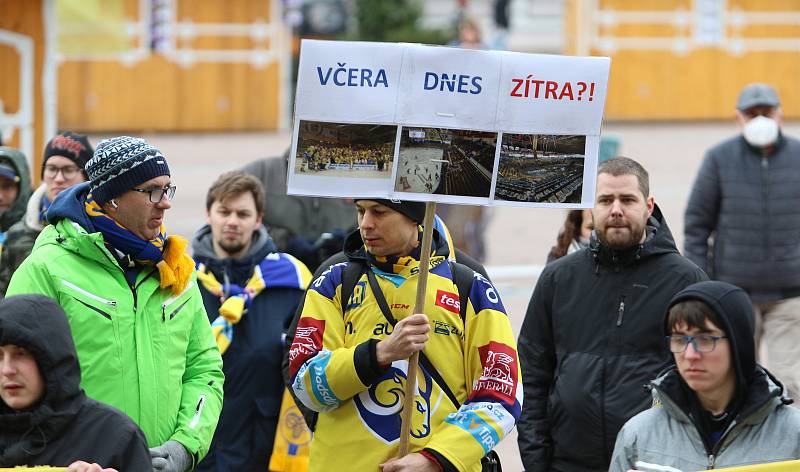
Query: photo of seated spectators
496 134 586 204
295 121 395 178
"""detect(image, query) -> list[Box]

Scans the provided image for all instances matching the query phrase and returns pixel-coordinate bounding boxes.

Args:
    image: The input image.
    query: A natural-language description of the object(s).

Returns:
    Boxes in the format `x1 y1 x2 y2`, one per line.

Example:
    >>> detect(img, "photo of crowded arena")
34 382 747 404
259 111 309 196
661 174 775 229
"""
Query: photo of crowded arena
495 134 586 203
394 127 497 197
295 121 396 178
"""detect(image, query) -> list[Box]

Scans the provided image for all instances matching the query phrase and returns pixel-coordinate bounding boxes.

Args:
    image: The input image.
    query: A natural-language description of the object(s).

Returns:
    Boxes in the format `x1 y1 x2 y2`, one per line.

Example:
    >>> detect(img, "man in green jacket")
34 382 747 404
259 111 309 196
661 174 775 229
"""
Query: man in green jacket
7 136 224 472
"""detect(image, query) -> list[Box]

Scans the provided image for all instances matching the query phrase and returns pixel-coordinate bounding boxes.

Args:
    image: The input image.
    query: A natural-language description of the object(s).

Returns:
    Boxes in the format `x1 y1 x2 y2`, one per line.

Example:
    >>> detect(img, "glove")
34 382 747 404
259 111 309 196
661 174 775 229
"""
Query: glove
150 440 192 472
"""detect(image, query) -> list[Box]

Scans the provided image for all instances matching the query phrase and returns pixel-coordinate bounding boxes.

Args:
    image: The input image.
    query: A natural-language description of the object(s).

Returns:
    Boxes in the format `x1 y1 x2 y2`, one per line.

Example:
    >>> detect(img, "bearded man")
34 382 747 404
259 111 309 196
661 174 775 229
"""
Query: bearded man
516 157 707 472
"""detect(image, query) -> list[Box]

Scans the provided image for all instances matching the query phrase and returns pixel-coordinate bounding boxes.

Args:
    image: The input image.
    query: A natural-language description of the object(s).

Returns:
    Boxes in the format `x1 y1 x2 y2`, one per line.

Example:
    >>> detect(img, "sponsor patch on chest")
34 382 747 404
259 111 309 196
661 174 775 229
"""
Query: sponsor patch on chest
435 289 460 314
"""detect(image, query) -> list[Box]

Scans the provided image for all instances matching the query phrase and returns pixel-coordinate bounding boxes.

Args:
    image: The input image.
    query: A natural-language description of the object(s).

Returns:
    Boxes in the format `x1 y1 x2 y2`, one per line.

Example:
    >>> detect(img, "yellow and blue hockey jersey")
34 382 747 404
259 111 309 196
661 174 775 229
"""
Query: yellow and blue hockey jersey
289 237 521 472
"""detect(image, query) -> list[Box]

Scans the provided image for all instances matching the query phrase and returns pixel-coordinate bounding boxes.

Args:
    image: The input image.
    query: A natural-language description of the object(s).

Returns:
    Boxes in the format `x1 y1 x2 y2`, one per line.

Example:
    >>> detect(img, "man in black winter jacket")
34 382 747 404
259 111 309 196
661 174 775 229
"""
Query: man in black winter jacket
517 157 708 472
684 83 800 404
0 295 150 470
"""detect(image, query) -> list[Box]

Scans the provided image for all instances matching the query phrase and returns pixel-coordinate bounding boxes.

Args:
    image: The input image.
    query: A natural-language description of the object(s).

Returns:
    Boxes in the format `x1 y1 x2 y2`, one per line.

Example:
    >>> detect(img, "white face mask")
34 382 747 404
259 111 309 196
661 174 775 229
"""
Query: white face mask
743 115 779 147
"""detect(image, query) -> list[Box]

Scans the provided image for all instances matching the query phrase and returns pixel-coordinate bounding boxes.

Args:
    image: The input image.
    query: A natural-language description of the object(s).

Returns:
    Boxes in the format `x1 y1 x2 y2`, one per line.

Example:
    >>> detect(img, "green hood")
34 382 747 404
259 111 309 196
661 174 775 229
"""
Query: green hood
0 146 33 231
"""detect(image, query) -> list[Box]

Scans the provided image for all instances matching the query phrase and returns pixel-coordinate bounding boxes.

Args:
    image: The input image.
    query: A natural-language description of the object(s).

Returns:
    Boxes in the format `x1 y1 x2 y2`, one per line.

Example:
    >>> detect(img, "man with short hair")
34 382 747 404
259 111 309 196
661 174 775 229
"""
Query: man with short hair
7 136 224 472
610 281 800 471
289 198 520 471
685 83 800 404
0 132 93 295
517 157 708 472
0 147 32 251
192 171 310 471
0 294 151 471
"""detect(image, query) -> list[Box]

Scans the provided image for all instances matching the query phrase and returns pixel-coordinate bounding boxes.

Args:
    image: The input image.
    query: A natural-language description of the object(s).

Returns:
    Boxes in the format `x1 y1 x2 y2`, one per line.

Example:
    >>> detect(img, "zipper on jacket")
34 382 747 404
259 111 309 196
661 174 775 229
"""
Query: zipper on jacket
707 454 716 469
616 297 626 326
61 280 117 306
189 394 206 429
761 155 769 254
161 281 195 322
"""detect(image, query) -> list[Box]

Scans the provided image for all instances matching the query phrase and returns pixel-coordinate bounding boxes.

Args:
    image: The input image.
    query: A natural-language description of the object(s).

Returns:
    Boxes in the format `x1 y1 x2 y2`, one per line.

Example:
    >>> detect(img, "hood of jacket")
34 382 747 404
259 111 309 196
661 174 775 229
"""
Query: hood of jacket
651 364 789 432
192 224 278 284
0 295 85 462
0 147 33 232
23 184 47 232
589 203 678 268
45 181 94 232
665 280 758 399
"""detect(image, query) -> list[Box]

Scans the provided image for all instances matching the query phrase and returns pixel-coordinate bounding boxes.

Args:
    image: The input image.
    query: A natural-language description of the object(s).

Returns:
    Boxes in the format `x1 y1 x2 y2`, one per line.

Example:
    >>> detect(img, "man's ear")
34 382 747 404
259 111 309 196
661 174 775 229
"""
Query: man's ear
206 209 212 226
646 195 655 218
102 201 117 215
256 213 263 227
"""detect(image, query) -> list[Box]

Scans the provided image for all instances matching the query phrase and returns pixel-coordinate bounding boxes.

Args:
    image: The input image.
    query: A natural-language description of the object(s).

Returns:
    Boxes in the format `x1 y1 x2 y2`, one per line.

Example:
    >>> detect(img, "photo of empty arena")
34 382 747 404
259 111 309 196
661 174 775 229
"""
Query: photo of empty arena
295 121 396 178
394 127 497 197
495 134 586 204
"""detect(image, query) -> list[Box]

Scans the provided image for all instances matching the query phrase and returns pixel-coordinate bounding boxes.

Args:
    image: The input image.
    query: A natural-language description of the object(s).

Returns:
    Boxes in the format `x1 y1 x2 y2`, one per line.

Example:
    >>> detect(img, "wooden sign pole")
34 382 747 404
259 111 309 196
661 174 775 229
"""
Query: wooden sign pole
397 201 437 457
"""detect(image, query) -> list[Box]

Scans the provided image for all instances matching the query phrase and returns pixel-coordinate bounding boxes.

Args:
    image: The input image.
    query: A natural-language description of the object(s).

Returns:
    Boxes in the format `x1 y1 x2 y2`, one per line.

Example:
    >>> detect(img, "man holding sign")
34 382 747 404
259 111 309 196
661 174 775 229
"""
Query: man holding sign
289 199 521 471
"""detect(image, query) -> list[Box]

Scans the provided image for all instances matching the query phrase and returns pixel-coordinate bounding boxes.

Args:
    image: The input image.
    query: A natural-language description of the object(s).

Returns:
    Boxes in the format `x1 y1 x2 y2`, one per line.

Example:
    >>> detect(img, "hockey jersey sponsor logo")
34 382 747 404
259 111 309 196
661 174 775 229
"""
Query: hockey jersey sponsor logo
474 342 518 404
346 281 367 309
289 317 325 378
435 289 460 314
470 273 507 314
444 409 500 454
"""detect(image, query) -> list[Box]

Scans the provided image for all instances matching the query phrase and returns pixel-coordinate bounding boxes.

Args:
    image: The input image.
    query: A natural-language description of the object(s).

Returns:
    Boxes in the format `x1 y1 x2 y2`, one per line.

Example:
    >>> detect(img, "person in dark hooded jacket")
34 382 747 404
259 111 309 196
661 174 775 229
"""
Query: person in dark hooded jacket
0 146 33 251
0 294 151 470
192 171 311 471
517 157 708 472
610 281 800 471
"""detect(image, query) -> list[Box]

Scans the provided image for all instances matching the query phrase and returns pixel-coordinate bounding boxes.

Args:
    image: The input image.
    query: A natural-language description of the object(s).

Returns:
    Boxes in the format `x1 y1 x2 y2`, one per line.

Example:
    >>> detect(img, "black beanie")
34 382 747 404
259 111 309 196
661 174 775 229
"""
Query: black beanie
42 132 93 178
665 281 756 395
355 198 426 223
86 136 171 204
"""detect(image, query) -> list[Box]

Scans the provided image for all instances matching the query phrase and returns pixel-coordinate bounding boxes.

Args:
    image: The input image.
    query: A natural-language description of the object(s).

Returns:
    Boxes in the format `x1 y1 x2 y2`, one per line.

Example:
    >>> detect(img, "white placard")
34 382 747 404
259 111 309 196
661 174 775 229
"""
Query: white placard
288 40 610 209
294 40 404 123
395 44 502 130
495 51 610 135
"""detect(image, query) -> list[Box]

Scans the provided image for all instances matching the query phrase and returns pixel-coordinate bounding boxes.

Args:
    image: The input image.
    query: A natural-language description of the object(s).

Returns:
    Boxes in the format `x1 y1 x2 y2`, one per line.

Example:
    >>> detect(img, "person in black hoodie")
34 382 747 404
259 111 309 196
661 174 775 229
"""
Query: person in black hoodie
192 171 310 471
0 294 150 470
610 281 800 470
517 157 708 472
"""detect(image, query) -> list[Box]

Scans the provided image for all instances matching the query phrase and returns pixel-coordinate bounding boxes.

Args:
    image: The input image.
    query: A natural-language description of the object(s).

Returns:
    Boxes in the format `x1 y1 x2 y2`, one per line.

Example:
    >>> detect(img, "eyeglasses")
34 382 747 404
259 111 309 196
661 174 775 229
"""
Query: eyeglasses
666 334 728 353
131 185 176 203
44 165 81 180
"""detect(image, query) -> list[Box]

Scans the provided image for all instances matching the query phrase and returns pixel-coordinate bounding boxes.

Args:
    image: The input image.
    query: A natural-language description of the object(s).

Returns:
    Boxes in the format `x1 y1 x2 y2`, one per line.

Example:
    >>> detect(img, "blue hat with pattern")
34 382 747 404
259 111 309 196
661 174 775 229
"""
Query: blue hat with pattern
86 136 171 204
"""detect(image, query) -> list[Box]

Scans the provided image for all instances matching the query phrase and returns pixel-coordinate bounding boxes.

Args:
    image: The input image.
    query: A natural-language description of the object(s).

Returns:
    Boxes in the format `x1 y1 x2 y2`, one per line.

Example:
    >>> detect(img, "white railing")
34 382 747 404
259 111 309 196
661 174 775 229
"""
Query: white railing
582 0 800 56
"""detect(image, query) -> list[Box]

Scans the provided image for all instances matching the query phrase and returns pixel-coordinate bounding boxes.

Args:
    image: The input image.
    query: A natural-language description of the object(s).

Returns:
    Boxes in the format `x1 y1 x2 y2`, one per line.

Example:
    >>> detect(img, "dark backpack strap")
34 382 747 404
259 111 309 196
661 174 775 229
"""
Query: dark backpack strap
449 261 475 324
340 261 367 313
365 268 462 409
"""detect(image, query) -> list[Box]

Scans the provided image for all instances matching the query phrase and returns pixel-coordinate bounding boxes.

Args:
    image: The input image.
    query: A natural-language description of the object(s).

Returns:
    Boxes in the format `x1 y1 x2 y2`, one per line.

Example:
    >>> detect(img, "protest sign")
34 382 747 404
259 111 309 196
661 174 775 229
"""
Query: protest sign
288 39 610 208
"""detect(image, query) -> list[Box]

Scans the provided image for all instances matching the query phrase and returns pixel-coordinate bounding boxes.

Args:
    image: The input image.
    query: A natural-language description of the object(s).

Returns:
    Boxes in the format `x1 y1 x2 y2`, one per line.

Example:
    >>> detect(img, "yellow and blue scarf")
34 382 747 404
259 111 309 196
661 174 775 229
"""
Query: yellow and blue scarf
39 195 52 227
196 253 311 354
84 192 194 295
366 227 446 286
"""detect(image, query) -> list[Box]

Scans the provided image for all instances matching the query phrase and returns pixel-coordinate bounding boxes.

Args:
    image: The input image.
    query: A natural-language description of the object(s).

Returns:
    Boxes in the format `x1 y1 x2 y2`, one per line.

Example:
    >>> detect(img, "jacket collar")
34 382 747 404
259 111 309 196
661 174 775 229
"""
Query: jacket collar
651 366 788 429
